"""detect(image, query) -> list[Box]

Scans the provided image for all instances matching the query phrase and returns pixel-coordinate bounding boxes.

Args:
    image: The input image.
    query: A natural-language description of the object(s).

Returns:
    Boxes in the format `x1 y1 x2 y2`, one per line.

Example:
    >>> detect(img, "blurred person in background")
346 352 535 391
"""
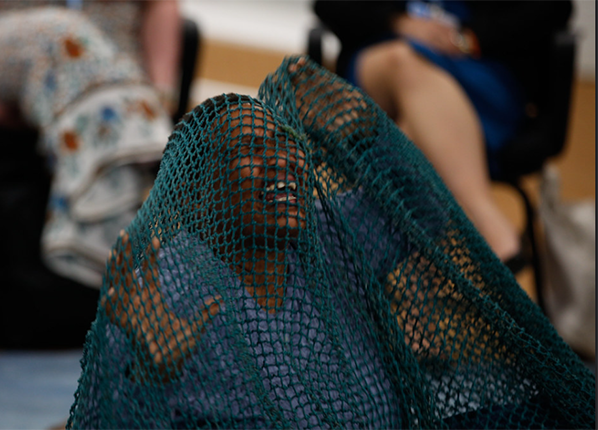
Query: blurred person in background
0 0 181 348
314 0 572 272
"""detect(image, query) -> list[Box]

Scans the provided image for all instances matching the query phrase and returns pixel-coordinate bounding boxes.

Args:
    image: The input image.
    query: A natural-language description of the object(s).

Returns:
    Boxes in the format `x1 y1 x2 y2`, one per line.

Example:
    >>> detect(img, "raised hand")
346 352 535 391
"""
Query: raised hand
103 231 221 381
285 56 372 140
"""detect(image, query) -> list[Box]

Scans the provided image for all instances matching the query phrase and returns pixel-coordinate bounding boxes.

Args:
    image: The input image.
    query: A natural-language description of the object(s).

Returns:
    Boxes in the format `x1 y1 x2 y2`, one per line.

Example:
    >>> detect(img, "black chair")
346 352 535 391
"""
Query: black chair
490 30 576 312
0 18 201 349
174 18 202 123
306 25 577 313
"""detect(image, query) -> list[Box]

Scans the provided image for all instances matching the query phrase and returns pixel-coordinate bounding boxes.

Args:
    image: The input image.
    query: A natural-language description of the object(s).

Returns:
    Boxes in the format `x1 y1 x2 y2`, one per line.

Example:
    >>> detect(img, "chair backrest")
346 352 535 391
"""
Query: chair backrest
174 18 201 123
0 17 203 348
307 24 327 67
495 30 577 182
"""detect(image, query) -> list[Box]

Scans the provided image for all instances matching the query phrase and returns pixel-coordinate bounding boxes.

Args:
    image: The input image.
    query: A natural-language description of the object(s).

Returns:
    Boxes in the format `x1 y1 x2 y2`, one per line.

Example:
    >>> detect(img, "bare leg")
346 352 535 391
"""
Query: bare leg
356 40 520 261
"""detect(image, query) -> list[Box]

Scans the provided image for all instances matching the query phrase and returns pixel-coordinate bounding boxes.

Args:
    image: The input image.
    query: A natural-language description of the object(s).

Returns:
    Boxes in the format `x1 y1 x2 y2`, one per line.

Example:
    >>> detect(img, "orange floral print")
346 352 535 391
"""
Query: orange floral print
64 37 84 58
63 130 80 151
140 100 156 120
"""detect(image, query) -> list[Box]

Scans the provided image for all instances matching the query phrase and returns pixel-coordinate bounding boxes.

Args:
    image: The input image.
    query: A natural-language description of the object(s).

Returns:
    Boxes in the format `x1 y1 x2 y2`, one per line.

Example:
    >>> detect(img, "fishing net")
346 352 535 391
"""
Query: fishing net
68 56 595 429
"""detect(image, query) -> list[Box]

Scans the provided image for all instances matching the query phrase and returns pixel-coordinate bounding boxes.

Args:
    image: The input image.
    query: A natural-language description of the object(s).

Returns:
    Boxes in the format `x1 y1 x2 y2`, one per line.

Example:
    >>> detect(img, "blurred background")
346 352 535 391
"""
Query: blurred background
0 1 594 428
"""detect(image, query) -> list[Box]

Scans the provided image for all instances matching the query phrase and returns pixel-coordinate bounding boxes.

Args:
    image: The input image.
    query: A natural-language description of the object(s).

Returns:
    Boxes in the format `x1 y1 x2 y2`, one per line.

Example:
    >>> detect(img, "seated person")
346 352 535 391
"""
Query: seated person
67 57 595 429
0 2 180 348
0 2 180 287
313 0 573 270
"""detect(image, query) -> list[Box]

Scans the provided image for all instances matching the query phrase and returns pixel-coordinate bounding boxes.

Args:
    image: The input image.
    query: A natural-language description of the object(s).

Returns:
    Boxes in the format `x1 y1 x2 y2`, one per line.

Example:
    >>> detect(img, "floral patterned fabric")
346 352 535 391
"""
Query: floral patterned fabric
0 6 172 287
0 0 145 68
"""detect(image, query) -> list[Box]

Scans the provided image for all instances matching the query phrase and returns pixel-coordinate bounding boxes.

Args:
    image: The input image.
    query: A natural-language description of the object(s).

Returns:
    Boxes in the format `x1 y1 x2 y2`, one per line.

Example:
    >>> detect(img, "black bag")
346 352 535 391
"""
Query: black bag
0 128 99 349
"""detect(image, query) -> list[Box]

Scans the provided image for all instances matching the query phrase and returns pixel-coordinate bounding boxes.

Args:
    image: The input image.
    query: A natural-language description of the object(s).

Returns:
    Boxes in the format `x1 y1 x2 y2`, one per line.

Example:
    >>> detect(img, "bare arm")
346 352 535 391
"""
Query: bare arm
140 1 182 114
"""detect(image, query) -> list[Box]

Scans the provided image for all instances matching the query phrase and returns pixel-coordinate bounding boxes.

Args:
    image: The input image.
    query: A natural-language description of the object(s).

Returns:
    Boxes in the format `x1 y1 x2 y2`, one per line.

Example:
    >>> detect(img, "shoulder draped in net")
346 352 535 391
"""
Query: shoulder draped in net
67 57 595 429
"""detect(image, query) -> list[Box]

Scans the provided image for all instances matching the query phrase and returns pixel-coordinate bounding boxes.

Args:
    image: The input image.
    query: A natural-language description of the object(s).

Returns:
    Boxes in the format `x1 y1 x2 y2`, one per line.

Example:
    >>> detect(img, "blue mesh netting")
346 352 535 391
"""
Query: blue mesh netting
67 56 595 429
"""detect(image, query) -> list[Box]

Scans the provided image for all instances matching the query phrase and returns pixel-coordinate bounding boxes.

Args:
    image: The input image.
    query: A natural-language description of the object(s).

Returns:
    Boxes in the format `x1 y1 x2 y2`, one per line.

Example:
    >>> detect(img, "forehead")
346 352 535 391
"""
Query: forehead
217 102 294 148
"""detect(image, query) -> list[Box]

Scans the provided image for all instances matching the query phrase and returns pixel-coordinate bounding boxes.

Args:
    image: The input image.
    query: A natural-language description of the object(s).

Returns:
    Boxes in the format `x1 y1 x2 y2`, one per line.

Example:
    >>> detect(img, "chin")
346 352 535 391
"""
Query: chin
276 209 306 231
254 216 300 244
276 223 302 237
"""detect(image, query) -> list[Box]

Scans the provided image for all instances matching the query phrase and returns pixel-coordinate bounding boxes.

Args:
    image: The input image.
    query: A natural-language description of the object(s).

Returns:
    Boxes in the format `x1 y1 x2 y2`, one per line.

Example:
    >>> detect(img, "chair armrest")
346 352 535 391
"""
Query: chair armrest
307 23 327 66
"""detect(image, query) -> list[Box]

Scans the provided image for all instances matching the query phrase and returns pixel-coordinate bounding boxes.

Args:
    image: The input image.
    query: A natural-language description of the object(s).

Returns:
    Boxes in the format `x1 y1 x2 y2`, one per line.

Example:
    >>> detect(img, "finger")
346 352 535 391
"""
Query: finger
123 232 132 268
116 230 127 260
124 267 135 288
289 56 307 73
148 237 161 283
142 264 158 296
140 315 151 335
105 288 124 323
115 234 127 281
115 248 122 275
141 236 159 269
141 288 152 313
120 234 140 298
141 236 160 289
108 249 117 277
182 295 223 338
151 236 161 253
101 287 116 318
132 294 142 309
108 251 124 293
202 295 223 320
118 280 128 305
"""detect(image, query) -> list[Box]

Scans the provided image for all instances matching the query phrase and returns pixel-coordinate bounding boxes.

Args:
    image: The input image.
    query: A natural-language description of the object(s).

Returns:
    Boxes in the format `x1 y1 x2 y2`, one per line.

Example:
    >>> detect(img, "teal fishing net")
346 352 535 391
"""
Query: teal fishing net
68 56 595 429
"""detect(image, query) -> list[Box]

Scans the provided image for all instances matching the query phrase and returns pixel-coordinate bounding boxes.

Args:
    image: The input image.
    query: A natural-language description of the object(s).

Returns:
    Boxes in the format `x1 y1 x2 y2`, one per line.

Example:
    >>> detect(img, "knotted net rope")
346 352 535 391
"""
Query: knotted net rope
67 56 595 429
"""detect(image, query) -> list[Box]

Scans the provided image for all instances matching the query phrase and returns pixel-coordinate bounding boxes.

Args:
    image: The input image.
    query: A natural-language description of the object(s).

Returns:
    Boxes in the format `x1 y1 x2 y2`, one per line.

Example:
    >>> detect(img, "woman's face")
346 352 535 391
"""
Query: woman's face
212 104 308 247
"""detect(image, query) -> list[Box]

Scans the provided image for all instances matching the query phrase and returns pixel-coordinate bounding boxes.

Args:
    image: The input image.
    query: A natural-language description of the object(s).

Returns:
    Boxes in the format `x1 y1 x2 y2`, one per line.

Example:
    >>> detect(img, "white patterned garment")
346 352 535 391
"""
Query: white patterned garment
0 6 171 286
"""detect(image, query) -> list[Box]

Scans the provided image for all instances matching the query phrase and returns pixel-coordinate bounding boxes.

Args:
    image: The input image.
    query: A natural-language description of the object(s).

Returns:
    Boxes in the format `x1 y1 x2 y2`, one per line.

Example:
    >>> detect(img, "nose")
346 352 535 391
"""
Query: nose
265 150 288 183
265 147 306 170
266 150 288 169
265 151 306 185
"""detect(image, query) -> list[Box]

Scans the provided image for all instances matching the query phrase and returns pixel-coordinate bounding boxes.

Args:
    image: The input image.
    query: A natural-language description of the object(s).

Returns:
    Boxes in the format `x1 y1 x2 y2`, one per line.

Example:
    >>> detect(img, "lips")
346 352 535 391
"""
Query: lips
264 181 298 202
261 179 299 204
258 169 301 207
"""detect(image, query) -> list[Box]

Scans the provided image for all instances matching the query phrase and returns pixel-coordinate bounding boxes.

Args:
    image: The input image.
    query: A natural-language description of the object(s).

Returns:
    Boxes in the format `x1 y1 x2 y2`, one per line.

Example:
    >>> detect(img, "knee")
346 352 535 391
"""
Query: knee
380 40 427 82
358 40 422 88
382 40 419 70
